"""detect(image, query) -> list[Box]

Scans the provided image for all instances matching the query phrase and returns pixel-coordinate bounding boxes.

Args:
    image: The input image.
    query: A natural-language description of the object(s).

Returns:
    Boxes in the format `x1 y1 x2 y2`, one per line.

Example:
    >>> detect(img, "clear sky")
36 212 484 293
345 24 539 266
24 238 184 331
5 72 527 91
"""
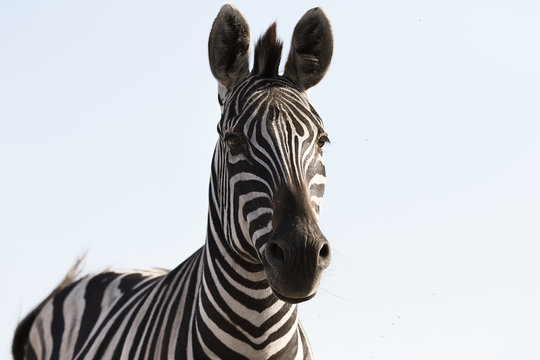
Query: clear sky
1 1 539 359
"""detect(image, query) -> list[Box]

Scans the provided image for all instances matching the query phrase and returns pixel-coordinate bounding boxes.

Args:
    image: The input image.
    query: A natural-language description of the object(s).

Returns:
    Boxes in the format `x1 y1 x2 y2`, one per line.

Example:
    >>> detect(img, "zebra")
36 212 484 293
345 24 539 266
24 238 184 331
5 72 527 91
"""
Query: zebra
13 4 334 359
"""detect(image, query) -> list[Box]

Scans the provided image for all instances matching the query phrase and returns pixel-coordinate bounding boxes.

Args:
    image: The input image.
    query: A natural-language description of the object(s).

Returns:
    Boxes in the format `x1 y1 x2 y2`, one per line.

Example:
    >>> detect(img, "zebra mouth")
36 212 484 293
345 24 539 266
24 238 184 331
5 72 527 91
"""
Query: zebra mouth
271 288 318 304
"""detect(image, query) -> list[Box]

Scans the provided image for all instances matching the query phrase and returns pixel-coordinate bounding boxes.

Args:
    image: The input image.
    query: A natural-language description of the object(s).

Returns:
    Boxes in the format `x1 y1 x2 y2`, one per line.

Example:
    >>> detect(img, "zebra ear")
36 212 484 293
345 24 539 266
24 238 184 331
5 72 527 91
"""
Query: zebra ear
208 4 251 92
284 7 333 91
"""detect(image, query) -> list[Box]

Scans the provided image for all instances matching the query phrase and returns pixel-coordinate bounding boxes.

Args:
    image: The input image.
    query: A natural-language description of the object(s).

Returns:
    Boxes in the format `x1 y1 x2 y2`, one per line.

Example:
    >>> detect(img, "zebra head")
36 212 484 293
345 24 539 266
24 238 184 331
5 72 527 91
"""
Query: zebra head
208 5 333 304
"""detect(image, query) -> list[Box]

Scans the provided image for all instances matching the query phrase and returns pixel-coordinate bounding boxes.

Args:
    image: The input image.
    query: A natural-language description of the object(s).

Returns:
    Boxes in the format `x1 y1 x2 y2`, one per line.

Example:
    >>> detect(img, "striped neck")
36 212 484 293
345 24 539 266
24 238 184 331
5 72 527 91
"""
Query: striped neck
189 154 304 358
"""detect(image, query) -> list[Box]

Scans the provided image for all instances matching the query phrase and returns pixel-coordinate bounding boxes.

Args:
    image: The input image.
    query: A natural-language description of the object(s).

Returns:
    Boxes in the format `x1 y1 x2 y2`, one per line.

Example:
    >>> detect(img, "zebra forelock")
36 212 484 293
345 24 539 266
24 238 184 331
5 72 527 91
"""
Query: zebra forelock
253 23 283 78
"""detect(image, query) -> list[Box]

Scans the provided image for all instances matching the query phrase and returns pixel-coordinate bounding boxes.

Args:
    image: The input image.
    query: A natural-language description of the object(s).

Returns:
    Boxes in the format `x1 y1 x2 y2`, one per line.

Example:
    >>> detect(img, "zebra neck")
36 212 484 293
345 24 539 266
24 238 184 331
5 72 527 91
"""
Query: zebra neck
194 221 301 356
201 228 297 318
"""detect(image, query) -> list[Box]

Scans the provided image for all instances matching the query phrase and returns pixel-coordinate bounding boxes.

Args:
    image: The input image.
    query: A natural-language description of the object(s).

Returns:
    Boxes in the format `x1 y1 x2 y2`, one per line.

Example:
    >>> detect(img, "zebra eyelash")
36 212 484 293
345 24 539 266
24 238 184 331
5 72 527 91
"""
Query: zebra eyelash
317 133 330 148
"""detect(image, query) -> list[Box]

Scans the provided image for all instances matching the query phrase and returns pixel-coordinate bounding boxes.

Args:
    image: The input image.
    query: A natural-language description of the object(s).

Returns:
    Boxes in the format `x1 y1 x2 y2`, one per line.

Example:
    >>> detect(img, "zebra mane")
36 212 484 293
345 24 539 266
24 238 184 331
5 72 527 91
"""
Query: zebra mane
252 22 283 77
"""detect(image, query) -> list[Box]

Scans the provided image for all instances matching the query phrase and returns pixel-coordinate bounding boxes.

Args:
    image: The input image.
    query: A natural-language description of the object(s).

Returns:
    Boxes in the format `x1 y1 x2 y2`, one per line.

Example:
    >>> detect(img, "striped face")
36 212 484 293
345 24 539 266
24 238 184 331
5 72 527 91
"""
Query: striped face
208 4 333 304
214 76 331 303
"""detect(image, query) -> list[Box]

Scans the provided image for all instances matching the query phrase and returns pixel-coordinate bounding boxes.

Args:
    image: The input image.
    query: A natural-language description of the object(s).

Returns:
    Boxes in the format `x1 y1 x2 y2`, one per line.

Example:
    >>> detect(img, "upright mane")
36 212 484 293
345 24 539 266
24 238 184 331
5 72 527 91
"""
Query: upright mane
252 22 283 77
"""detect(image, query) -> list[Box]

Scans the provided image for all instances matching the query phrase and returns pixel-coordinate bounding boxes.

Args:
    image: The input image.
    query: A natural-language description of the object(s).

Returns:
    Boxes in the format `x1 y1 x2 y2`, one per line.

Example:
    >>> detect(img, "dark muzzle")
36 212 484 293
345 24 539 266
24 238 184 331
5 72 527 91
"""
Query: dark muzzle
262 184 331 303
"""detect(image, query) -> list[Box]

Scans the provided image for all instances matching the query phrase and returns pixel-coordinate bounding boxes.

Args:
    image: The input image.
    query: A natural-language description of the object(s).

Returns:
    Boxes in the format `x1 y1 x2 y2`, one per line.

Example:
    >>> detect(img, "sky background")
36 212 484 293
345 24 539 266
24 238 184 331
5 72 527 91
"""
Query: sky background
1 0 539 359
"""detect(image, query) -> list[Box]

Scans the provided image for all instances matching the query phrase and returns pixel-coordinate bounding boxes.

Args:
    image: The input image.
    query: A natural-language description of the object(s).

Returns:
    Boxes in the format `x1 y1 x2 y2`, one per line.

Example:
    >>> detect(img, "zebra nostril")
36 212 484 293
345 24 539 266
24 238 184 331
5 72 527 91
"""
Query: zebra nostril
318 243 331 268
266 241 286 266
319 243 329 259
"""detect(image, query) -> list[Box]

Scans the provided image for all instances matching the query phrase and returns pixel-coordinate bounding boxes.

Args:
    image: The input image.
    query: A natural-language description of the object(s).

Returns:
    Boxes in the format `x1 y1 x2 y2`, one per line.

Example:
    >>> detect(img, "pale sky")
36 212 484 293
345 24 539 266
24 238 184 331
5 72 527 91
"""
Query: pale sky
1 1 539 359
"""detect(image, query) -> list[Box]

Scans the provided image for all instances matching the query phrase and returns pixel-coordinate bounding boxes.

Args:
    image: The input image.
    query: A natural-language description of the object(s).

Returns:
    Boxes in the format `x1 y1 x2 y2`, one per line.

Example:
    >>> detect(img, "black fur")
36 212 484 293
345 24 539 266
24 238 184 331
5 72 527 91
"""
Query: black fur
252 23 283 77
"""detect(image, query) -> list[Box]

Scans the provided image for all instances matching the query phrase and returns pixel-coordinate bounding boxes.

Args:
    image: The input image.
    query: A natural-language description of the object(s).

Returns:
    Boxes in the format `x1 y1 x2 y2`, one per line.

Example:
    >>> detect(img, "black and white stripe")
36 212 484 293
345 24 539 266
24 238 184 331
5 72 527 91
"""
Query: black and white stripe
13 5 333 359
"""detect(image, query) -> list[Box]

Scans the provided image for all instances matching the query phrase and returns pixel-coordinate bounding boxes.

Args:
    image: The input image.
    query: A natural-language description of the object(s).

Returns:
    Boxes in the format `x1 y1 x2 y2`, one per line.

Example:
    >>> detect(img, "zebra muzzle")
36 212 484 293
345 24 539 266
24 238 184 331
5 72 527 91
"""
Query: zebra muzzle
263 221 331 304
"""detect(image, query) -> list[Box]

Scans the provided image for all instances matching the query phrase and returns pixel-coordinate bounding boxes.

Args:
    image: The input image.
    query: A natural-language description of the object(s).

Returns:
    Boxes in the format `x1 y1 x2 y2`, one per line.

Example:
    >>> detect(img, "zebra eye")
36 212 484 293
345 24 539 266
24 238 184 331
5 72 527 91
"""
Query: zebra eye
223 132 246 149
317 134 330 148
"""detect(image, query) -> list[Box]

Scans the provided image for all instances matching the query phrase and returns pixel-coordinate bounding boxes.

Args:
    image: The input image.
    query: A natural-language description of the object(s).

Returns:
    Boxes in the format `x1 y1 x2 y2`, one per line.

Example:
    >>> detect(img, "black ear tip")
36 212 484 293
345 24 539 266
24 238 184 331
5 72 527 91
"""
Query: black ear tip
219 3 238 14
308 7 324 14
295 7 332 41
217 4 246 26
305 7 330 21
